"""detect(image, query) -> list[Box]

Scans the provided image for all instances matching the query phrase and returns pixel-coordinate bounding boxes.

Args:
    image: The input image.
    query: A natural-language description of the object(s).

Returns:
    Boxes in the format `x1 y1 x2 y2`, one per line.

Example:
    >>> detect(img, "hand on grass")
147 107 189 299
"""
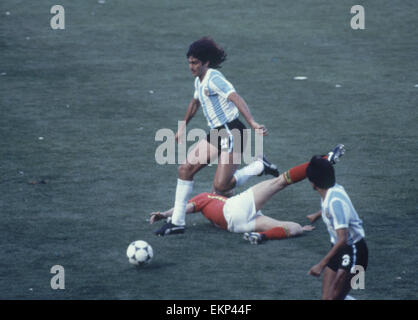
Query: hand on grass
307 211 321 223
302 225 315 232
149 212 165 224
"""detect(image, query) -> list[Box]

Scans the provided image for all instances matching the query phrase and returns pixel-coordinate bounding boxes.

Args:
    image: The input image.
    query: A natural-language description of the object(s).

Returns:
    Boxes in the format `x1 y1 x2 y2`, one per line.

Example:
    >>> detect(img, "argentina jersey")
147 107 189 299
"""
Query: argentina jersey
321 184 365 245
193 69 239 128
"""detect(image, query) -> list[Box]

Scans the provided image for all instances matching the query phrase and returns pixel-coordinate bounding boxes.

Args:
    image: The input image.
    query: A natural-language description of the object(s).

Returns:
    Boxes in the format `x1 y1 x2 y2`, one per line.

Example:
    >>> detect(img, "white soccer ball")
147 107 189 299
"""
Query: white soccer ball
126 240 153 265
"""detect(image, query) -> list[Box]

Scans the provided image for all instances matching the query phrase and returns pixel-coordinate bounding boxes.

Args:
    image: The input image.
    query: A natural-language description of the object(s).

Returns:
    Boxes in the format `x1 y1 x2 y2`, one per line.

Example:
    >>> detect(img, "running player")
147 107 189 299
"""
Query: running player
306 156 368 300
155 37 278 236
151 145 345 242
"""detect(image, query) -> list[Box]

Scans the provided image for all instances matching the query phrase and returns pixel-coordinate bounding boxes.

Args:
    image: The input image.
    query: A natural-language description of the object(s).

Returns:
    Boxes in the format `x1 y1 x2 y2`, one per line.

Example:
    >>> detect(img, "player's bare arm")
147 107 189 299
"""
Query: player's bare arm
307 210 322 224
227 92 268 136
149 203 196 224
176 98 200 143
308 228 348 277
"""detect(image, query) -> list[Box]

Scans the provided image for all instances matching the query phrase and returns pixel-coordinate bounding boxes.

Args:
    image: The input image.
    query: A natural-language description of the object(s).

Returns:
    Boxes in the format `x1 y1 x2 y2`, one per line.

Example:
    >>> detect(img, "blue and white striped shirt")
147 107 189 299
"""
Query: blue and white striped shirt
193 69 239 128
321 184 365 245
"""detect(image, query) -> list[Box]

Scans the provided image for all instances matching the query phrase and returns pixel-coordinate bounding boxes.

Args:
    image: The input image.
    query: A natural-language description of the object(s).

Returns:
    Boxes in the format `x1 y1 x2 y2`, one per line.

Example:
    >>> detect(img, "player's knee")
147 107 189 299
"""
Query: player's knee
212 178 232 194
178 163 194 180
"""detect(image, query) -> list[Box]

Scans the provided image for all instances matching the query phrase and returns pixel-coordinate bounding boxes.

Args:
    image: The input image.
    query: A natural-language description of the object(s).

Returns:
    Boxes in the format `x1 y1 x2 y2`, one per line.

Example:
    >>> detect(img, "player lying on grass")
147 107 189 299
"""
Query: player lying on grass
305 156 368 300
150 145 345 243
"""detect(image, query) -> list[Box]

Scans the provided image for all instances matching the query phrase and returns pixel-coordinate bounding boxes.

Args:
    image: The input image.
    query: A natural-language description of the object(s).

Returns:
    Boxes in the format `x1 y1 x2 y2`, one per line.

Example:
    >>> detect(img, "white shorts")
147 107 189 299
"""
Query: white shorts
222 188 263 233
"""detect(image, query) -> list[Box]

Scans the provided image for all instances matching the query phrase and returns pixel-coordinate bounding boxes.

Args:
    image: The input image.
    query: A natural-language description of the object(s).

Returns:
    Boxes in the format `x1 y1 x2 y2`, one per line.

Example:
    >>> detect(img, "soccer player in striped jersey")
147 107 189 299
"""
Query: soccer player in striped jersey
150 145 345 242
155 37 278 236
306 156 368 300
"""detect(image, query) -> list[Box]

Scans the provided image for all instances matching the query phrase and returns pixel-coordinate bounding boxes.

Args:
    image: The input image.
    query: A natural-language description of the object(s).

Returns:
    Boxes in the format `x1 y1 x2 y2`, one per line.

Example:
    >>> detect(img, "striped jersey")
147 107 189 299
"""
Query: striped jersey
321 184 365 245
193 68 239 128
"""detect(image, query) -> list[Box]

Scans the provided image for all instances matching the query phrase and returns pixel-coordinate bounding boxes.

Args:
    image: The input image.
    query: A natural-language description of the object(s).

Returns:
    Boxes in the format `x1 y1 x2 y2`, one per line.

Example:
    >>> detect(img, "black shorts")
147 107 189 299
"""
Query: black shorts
206 118 247 155
327 238 368 272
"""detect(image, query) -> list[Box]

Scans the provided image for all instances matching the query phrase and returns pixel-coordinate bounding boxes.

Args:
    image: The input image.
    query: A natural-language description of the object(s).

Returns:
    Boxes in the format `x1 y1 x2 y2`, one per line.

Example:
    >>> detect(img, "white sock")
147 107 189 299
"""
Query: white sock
233 159 264 187
171 179 194 226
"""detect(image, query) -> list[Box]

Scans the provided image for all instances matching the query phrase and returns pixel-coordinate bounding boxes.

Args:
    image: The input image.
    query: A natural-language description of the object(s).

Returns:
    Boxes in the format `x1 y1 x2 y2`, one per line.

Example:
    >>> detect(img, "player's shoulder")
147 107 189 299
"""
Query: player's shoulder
324 184 346 204
327 185 351 210
208 68 226 81
329 184 346 195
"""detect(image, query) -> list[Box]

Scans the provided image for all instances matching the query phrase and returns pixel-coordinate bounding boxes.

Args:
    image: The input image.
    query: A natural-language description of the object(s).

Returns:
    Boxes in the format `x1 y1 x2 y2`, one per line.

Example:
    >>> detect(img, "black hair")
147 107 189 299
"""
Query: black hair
186 37 227 69
306 156 336 189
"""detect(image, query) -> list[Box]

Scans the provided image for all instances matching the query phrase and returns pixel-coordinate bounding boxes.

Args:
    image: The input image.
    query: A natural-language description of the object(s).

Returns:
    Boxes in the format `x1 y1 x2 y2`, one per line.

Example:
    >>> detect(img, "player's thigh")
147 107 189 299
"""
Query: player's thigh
329 269 353 300
213 151 240 191
251 175 287 212
186 138 218 166
322 267 337 300
178 140 217 179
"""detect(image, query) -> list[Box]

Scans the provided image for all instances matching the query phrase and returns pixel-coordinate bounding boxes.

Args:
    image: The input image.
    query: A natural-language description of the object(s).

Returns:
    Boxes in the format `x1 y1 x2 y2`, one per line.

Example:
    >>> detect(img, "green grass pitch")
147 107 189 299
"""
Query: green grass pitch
0 0 417 299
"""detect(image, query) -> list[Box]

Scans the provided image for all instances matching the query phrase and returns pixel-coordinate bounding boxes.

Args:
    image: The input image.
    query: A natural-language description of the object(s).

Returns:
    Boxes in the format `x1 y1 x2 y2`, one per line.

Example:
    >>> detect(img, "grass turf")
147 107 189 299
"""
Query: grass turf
0 0 417 299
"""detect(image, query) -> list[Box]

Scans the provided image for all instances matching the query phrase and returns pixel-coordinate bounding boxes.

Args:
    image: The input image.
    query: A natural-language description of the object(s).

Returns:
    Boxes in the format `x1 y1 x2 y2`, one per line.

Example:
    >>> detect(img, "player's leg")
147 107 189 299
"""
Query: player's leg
154 139 218 236
212 147 241 195
250 160 317 212
213 154 279 196
250 144 347 210
250 175 288 212
327 269 354 300
255 216 303 235
231 156 279 191
329 240 368 299
211 122 279 195
244 215 313 244
241 161 312 244
321 267 338 300
282 144 345 185
172 139 217 225
321 239 365 299
321 267 354 300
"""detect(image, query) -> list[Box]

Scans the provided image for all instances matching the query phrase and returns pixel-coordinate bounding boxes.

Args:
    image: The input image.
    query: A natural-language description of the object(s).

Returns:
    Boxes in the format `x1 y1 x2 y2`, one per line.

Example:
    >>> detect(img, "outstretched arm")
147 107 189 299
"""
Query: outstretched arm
176 99 200 143
307 210 322 224
227 92 268 136
308 228 348 277
149 203 196 224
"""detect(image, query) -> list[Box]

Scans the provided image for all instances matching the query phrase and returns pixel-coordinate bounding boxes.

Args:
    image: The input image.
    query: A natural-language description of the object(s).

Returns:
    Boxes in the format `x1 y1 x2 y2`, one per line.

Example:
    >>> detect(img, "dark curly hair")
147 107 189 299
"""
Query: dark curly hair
306 156 336 189
186 37 227 69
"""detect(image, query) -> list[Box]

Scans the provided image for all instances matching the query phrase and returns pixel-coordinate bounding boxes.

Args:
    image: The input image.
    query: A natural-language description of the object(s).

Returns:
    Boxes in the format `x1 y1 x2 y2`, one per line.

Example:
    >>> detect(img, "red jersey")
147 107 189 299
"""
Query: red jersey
188 192 228 230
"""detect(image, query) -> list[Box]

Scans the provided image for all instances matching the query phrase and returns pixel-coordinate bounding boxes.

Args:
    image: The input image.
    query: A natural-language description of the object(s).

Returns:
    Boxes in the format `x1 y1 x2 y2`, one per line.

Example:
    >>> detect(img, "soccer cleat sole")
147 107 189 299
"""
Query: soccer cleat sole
328 144 345 164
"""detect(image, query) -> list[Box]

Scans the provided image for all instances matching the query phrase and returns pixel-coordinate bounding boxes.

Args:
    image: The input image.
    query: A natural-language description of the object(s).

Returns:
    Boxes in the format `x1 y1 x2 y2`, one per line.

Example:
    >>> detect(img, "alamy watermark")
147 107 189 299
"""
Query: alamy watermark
50 5 65 30
154 121 264 165
351 265 365 290
50 265 65 290
50 5 365 31
351 5 365 30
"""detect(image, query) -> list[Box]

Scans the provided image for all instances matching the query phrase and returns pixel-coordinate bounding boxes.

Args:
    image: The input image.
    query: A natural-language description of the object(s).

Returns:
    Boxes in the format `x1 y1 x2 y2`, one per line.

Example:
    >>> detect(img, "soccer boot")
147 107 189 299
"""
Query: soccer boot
257 155 280 177
327 144 345 164
154 222 185 236
243 232 265 244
